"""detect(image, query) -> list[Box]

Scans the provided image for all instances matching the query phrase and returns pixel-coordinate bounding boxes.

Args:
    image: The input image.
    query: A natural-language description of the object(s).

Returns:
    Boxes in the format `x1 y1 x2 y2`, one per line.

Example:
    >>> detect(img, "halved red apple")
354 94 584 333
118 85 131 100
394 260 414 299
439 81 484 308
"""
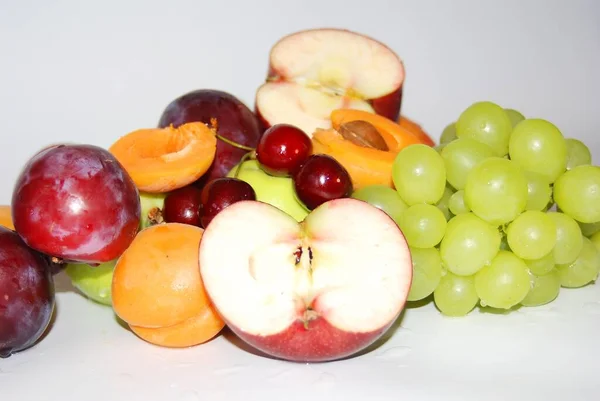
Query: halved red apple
198 198 413 362
255 28 405 137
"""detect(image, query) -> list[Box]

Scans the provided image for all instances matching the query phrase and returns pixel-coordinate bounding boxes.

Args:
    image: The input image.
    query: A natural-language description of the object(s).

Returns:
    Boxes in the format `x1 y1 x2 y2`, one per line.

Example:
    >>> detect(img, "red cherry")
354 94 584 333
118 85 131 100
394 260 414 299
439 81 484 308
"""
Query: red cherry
293 154 353 210
163 186 203 227
255 124 312 177
199 178 256 228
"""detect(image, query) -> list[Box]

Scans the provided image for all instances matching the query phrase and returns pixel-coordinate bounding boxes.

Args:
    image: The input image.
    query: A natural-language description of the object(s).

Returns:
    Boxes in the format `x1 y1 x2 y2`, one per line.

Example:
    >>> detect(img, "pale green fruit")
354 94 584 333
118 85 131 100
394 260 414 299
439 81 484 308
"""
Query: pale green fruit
227 159 309 222
139 192 167 230
65 260 116 306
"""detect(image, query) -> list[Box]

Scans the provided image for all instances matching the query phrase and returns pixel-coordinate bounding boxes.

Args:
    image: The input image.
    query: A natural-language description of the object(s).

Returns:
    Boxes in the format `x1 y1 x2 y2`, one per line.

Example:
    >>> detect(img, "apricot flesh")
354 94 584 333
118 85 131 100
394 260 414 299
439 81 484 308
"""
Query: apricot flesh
111 223 224 347
310 109 428 190
312 129 396 189
0 205 14 230
109 122 217 193
398 115 435 146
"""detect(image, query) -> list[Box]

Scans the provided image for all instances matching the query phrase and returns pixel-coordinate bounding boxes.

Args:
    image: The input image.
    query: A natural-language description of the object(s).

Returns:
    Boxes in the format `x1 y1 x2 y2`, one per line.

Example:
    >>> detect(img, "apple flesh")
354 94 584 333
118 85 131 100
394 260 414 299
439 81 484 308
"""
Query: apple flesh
227 159 309 222
199 198 412 362
255 28 405 137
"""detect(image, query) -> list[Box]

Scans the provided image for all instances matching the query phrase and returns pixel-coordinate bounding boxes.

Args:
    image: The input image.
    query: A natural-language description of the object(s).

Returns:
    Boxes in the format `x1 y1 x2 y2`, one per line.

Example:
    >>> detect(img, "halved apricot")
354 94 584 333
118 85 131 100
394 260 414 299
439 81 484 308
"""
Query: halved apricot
330 109 423 153
111 223 225 348
398 115 436 147
310 109 429 189
109 122 217 193
312 128 397 189
0 205 14 230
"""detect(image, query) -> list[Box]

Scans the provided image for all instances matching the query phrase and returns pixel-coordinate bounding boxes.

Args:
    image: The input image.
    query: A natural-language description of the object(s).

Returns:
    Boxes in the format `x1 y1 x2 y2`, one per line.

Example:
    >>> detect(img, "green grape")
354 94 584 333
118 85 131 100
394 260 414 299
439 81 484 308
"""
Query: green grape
505 108 525 127
351 185 408 226
407 247 443 301
548 211 583 265
474 250 530 309
556 237 600 288
440 122 457 144
590 231 600 252
565 138 592 170
441 137 495 190
448 190 470 215
455 101 513 157
554 165 600 224
508 118 567 183
524 171 552 211
434 143 447 154
433 272 479 317
440 212 501 276
579 221 600 237
398 204 447 248
525 251 555 276
506 210 557 260
464 157 528 225
520 269 561 307
392 144 447 205
435 185 455 221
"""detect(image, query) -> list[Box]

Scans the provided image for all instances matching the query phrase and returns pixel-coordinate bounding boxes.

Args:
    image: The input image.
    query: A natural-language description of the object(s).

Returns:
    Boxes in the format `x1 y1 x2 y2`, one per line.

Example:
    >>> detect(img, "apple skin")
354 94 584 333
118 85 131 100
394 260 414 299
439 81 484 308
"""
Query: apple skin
255 28 406 135
199 199 412 363
64 259 116 306
225 311 393 363
226 159 309 221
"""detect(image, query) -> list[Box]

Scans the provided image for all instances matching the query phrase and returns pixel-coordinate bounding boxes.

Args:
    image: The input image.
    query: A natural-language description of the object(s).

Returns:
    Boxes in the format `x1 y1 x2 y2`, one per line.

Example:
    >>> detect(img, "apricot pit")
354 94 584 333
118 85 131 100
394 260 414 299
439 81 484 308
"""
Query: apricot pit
311 109 426 189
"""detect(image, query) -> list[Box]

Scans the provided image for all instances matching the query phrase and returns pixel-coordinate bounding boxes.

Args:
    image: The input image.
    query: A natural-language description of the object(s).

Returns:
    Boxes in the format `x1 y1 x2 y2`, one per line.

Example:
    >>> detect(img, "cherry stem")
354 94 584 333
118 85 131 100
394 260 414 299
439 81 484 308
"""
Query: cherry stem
215 133 255 152
232 151 254 179
208 117 257 178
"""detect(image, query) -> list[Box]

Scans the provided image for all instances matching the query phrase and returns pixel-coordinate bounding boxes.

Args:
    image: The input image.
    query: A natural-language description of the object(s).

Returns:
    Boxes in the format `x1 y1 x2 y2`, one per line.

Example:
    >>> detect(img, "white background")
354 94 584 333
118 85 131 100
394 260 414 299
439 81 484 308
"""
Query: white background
1 1 600 401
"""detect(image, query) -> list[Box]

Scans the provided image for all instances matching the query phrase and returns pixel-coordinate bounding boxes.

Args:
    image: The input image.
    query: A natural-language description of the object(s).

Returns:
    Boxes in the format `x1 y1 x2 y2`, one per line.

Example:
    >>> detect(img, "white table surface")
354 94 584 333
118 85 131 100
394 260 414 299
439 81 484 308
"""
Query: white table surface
1 1 599 400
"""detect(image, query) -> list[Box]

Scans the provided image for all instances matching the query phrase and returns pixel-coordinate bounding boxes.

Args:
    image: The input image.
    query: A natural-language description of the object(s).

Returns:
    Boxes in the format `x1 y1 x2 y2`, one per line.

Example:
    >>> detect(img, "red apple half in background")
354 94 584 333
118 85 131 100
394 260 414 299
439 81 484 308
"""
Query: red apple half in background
199 198 412 362
255 28 405 137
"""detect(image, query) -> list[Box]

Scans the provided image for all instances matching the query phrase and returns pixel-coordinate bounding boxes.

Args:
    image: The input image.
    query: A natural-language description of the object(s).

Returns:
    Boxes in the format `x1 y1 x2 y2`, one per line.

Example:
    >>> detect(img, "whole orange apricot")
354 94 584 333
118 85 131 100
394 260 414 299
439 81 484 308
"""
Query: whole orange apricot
111 223 224 348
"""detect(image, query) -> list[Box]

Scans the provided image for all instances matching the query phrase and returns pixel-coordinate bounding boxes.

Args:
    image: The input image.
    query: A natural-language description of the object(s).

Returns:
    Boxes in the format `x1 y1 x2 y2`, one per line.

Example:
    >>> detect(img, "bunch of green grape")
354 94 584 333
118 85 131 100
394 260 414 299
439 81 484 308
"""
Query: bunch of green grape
352 101 600 317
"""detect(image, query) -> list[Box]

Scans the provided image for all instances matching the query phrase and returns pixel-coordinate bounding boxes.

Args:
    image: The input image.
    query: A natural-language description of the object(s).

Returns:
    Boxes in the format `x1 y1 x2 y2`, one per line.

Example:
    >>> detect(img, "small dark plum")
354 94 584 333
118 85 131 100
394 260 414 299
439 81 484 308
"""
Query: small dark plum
158 89 263 187
0 226 55 358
